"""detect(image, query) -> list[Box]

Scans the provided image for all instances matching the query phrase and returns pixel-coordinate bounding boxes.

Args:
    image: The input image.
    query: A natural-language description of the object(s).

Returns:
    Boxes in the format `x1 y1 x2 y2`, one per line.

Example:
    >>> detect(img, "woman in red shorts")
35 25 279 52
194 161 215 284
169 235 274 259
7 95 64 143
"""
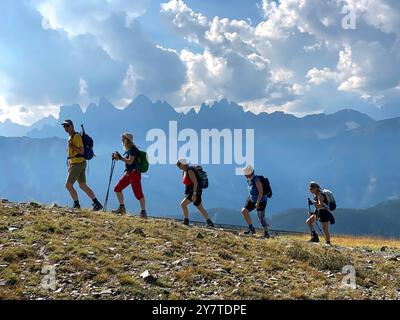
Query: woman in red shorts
112 133 147 218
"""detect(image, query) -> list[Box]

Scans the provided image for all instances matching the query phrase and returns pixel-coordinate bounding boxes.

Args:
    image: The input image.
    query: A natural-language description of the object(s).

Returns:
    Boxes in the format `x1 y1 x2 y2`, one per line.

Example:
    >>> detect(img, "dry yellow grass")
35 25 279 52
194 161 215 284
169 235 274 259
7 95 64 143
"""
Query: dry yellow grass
0 201 399 300
286 234 400 250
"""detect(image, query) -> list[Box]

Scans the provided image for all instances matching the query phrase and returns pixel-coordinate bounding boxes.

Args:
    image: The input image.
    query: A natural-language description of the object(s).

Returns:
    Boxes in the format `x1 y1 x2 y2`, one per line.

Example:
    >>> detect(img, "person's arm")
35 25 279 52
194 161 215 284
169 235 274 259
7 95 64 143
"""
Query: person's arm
122 155 135 165
120 149 136 165
314 194 325 209
255 179 264 208
188 169 198 192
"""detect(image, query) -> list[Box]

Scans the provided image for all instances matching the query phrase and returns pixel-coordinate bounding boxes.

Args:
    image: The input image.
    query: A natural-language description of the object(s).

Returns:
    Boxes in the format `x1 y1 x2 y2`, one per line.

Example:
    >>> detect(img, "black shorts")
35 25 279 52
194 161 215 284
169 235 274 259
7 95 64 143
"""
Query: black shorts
244 198 267 212
185 187 202 207
316 209 335 224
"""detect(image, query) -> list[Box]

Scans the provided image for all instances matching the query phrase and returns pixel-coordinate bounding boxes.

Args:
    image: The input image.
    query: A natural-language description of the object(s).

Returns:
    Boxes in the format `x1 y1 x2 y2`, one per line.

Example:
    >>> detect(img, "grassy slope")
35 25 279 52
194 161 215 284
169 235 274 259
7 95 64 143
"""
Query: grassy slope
0 201 399 300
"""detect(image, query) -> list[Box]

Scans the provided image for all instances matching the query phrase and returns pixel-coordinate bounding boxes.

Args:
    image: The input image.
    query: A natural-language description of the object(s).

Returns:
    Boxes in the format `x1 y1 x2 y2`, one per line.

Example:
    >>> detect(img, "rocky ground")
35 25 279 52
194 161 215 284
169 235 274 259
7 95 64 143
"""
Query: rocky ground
0 200 399 300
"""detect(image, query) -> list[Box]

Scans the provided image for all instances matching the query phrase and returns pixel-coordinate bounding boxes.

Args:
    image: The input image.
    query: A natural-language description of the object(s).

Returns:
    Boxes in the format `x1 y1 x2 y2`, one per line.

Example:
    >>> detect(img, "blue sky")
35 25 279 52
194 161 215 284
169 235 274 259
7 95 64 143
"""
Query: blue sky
0 0 399 124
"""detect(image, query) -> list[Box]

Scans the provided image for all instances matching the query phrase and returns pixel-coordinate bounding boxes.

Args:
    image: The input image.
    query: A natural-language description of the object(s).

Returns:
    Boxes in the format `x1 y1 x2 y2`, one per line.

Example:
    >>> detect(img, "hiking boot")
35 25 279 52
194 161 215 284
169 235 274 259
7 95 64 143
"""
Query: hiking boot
263 231 271 239
309 231 320 243
112 205 126 215
244 227 256 236
206 219 215 227
92 202 103 212
183 218 190 226
140 210 147 219
72 202 81 209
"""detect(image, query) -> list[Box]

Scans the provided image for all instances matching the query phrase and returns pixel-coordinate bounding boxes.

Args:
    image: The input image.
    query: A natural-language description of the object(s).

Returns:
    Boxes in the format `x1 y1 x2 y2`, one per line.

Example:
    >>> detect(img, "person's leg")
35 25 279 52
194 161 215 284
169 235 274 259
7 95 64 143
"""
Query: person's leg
139 198 146 211
130 171 145 211
116 191 124 205
306 214 317 232
257 210 269 232
242 200 256 234
66 181 78 202
322 222 331 243
113 174 130 213
180 198 191 219
78 182 96 200
196 204 209 220
242 208 253 225
181 198 191 225
306 214 319 242
66 165 80 204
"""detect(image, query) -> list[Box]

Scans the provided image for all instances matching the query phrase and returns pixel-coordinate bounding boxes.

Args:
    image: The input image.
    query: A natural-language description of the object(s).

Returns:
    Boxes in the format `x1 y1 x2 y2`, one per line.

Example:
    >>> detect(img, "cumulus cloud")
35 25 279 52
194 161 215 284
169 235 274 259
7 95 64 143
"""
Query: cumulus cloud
0 0 186 123
161 0 400 117
1 0 400 124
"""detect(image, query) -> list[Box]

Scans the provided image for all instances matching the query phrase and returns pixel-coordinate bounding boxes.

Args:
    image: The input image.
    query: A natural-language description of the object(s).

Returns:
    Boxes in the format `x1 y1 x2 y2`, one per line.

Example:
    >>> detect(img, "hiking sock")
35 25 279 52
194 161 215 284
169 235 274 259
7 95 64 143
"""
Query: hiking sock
73 200 80 207
92 198 101 205
249 224 255 231
183 218 190 226
206 219 214 227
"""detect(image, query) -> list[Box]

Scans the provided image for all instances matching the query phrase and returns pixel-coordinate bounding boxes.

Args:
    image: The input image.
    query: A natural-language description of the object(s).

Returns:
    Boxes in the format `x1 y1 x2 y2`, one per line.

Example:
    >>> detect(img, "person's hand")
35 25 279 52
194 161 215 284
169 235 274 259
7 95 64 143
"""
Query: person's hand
256 201 260 209
192 194 197 203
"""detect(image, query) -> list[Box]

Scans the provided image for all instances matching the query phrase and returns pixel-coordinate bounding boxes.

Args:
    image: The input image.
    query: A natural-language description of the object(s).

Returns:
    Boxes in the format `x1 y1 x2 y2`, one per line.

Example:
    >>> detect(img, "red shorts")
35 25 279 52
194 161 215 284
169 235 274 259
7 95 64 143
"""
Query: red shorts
114 170 144 200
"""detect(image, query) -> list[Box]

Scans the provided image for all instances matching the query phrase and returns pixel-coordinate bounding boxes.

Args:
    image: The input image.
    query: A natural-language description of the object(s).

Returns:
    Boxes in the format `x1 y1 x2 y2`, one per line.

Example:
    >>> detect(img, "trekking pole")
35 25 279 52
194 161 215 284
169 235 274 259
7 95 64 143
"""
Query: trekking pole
103 158 116 212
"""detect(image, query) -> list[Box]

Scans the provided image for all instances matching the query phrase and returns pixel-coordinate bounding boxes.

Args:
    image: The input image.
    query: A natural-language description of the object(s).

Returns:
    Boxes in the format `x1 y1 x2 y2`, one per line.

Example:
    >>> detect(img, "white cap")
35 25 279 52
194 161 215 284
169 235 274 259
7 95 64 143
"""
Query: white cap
122 133 134 143
243 165 254 176
177 158 188 165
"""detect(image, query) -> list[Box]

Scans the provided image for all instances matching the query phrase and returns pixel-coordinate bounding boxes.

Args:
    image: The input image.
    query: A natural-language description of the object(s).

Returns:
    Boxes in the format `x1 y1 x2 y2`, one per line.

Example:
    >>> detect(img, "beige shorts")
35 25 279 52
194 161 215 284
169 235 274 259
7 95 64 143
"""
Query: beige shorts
67 161 87 184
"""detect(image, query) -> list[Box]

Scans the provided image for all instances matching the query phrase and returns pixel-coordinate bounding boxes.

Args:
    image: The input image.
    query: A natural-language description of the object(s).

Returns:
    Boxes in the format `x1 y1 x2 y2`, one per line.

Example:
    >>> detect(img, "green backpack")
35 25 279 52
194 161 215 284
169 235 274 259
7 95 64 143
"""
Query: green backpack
135 150 149 173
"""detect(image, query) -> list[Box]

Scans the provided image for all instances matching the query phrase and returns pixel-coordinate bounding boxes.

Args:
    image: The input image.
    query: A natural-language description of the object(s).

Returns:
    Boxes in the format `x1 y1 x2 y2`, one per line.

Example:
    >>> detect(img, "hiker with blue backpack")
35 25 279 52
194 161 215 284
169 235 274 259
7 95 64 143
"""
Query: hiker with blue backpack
111 133 148 218
176 159 214 227
241 165 272 238
306 181 336 245
62 120 103 211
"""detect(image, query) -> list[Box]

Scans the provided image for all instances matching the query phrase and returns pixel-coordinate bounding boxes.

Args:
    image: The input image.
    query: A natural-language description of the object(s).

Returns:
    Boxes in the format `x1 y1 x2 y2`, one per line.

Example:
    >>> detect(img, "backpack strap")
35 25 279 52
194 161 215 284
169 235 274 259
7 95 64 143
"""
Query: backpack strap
68 132 84 159
318 191 329 210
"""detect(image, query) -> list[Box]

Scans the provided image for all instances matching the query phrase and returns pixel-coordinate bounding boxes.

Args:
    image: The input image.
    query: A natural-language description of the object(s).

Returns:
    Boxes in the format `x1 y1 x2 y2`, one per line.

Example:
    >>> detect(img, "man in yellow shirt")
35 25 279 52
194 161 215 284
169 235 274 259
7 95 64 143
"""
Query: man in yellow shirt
62 120 103 211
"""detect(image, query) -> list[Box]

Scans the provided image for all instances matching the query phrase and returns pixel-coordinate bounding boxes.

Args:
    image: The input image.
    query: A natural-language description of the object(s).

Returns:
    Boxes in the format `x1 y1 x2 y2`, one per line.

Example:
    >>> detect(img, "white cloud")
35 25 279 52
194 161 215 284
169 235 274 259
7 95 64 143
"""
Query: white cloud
160 0 400 116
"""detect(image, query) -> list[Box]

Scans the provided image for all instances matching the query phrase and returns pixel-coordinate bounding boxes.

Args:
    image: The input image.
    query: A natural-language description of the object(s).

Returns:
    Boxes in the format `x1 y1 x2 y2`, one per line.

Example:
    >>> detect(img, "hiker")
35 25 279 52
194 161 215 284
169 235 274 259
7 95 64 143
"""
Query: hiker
176 159 214 227
63 120 103 211
306 181 334 245
112 133 147 218
241 165 271 238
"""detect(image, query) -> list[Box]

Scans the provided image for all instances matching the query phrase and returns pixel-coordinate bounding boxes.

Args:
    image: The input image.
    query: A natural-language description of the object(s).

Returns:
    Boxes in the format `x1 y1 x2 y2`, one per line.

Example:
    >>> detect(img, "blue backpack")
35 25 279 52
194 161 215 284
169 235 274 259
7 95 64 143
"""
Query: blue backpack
80 125 94 160
70 125 94 161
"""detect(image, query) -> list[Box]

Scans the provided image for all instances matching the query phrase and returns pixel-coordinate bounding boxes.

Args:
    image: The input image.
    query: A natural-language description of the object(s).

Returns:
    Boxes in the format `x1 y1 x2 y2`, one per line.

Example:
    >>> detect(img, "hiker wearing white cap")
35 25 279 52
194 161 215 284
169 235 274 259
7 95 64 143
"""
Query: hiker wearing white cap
241 165 271 238
176 159 214 227
112 133 147 218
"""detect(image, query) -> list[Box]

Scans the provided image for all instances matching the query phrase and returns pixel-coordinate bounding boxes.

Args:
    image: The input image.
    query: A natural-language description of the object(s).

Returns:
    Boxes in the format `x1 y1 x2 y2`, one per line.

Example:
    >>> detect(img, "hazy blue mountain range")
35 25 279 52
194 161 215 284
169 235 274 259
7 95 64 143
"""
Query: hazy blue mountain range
0 95 399 217
0 116 57 137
